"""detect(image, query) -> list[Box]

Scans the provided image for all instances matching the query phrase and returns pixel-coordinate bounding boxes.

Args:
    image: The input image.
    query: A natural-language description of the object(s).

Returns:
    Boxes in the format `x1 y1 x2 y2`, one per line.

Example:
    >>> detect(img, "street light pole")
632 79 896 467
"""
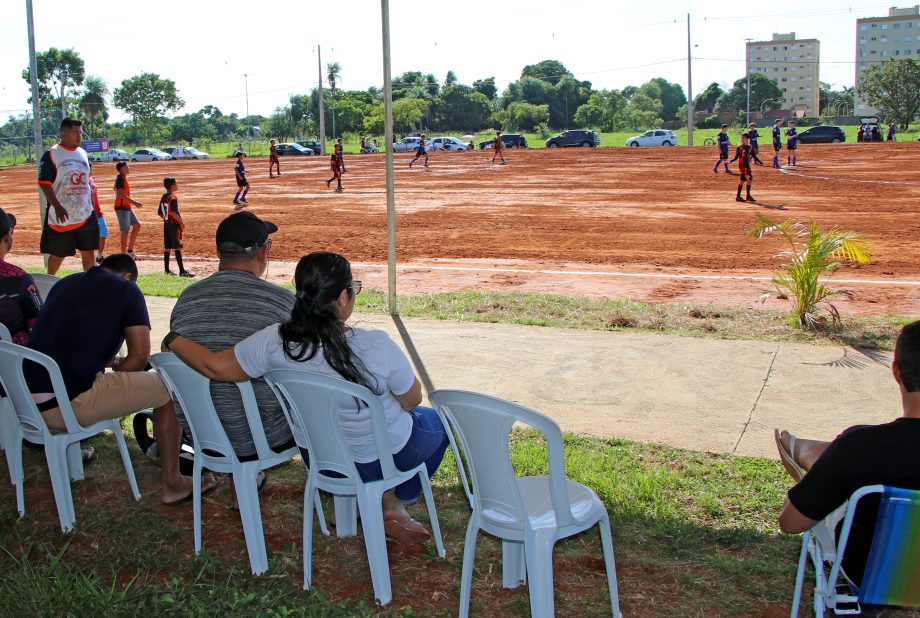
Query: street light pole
26 0 45 254
381 0 397 315
745 38 752 123
317 46 326 155
686 13 693 146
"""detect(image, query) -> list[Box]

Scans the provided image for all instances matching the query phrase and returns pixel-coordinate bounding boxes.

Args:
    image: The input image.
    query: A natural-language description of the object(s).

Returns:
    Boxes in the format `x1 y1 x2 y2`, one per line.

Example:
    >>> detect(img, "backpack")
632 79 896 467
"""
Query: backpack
133 410 196 476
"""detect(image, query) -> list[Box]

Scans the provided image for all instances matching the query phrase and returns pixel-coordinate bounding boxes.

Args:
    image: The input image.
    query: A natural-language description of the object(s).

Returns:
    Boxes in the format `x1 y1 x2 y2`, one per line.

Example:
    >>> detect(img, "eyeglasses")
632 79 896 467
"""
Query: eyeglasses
263 238 272 250
349 280 362 295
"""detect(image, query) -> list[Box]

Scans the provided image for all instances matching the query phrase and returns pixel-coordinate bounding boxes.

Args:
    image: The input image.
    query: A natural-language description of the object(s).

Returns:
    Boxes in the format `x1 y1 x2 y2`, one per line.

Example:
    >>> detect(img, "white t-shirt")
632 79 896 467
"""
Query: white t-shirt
37 143 93 231
234 324 416 463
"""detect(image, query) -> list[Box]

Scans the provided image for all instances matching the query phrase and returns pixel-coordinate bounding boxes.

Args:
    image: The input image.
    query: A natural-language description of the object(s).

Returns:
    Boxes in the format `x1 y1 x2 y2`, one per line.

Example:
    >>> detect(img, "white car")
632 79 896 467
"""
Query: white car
393 137 422 152
626 130 677 147
130 148 172 162
89 149 130 163
428 136 469 151
164 146 210 159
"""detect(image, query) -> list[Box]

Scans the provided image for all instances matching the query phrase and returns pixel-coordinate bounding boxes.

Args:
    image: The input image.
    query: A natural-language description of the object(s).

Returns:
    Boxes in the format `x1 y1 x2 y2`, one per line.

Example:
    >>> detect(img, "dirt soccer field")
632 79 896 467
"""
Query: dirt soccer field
3 143 920 315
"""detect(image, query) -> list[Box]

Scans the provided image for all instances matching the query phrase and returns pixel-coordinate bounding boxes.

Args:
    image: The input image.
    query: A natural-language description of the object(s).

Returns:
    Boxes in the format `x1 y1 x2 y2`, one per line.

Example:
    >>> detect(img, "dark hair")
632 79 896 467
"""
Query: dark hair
116 161 127 171
895 321 920 392
163 176 177 189
100 253 139 282
279 252 378 393
721 124 728 129
741 132 750 139
60 117 82 130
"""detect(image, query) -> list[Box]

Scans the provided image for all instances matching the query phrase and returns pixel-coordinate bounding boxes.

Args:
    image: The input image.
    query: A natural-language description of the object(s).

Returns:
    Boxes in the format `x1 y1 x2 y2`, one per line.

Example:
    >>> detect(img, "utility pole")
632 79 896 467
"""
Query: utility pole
381 0 397 315
686 13 693 146
243 73 251 154
745 38 753 123
26 0 45 238
317 46 326 155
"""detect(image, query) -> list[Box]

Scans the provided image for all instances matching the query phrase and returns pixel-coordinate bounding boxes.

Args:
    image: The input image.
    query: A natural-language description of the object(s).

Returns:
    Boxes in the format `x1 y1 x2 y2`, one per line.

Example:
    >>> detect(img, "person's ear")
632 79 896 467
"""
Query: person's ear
893 359 903 386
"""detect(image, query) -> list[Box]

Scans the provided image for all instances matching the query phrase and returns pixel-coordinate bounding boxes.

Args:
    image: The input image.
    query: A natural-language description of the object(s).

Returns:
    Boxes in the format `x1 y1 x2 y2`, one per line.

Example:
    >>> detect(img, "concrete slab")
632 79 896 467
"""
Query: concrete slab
146 295 901 460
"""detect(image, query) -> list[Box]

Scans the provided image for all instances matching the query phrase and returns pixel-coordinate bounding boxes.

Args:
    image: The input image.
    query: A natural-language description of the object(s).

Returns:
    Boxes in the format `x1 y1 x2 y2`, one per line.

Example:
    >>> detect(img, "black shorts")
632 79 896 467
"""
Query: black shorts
787 143 797 151
163 222 183 250
773 142 782 152
236 177 249 188
40 212 99 257
739 170 752 182
270 155 279 163
719 149 729 160
416 148 427 156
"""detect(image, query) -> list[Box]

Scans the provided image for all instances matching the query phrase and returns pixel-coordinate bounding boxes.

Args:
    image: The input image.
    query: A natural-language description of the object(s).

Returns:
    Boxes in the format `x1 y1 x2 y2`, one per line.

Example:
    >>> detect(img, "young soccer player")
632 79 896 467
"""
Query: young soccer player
492 131 506 164
785 121 798 166
713 124 731 173
334 137 347 173
408 134 429 168
887 122 896 142
730 132 764 203
268 139 280 178
158 177 192 277
325 154 343 191
748 122 760 156
771 119 783 168
114 162 142 257
88 169 108 265
233 152 250 208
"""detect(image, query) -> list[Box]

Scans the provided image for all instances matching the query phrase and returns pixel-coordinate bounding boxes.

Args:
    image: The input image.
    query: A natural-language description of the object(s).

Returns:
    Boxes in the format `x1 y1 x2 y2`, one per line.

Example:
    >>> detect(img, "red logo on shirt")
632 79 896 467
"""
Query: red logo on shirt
70 172 87 185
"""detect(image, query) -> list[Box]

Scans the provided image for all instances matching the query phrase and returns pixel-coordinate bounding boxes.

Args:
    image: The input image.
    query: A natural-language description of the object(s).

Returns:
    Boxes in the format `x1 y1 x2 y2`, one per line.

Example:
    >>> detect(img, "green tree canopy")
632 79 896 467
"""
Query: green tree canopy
22 47 85 119
640 78 686 121
432 85 492 131
622 93 663 131
392 97 429 132
574 90 627 131
496 102 550 131
859 58 920 129
472 77 497 100
80 75 109 136
113 73 184 140
694 82 724 113
521 60 570 85
715 73 784 116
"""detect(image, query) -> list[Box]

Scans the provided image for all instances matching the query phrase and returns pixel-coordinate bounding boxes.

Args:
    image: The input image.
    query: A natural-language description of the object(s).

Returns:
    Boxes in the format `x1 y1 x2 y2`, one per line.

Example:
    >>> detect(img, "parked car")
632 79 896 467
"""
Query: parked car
796 125 846 144
130 148 172 162
298 140 323 154
428 136 469 151
163 146 210 159
478 134 529 150
89 149 129 163
545 129 600 148
393 137 422 152
626 130 677 147
275 143 314 156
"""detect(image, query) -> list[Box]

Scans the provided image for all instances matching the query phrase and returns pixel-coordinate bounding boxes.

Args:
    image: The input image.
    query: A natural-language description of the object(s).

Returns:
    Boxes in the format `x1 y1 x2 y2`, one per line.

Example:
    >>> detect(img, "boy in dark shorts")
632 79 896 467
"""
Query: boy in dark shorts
730 132 763 203
748 122 760 156
268 139 280 178
233 152 250 208
326 154 343 191
492 130 506 164
772 119 783 168
158 177 192 277
785 120 798 167
713 124 731 173
114 161 142 257
334 137 347 173
409 134 429 168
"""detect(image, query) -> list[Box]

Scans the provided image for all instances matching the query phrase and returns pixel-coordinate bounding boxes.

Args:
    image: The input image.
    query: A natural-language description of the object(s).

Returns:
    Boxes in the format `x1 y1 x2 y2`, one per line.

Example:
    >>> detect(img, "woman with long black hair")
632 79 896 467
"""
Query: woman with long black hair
163 251 449 544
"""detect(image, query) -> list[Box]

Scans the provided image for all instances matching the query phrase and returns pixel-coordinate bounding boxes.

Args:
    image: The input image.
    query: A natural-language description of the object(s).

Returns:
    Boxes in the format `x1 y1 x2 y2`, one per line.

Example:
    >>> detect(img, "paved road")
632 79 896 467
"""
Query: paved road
148 296 899 459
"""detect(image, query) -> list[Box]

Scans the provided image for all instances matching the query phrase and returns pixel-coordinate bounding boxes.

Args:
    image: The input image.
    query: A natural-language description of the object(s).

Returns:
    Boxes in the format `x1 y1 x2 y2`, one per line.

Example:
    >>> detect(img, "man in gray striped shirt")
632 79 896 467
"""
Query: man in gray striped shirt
169 212 295 458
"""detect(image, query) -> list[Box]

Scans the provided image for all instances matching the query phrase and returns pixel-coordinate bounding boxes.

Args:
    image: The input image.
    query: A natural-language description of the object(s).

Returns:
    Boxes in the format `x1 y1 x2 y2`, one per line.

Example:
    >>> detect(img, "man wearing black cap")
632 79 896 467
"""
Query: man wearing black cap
169 211 296 464
0 208 42 344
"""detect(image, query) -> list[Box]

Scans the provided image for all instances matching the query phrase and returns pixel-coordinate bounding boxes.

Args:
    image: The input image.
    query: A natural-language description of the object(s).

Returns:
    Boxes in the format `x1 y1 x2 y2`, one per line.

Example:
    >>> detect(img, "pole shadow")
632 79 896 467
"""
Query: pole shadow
392 315 436 394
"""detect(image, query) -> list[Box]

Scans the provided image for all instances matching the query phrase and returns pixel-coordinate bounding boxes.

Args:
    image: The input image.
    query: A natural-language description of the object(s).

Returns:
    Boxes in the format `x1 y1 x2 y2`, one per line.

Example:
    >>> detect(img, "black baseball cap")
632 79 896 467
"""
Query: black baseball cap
0 208 17 237
215 211 277 254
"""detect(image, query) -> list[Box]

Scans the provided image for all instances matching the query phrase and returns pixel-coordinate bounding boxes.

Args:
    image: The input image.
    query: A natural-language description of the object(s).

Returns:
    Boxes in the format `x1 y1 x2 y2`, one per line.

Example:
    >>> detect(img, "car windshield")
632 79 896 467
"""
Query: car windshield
642 131 653 137
186 147 201 153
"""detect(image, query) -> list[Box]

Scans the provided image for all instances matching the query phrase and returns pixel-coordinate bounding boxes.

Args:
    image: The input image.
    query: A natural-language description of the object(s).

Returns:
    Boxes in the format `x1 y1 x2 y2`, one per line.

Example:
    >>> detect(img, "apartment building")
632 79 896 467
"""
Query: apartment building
746 33 820 116
855 6 920 114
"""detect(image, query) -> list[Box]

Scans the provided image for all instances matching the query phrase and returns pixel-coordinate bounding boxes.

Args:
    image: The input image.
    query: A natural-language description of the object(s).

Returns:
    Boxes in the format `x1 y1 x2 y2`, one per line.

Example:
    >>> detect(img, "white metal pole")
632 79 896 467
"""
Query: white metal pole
317 46 326 155
243 73 251 155
686 13 693 146
381 0 397 316
26 0 45 256
745 39 752 123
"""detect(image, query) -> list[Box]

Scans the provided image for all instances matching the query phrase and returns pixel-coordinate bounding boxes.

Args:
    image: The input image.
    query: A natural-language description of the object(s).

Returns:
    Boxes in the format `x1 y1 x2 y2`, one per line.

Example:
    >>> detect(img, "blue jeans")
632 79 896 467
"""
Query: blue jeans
353 406 448 504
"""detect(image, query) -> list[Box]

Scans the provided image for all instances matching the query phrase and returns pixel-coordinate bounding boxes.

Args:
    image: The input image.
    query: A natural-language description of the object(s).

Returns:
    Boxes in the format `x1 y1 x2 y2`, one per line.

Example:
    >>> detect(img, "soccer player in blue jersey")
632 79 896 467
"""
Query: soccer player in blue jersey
785 121 798 166
748 122 761 156
771 119 783 168
233 152 250 208
408 134 429 168
713 124 731 173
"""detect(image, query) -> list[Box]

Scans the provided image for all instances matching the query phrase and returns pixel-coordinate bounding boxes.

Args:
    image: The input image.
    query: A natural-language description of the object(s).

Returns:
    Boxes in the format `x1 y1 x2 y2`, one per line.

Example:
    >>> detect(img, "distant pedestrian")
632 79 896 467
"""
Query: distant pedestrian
269 139 280 178
114 161 142 258
785 121 798 166
887 122 896 142
492 130 506 164
857 124 865 143
233 152 250 208
771 119 783 168
730 132 763 203
158 177 192 277
409 134 429 168
326 154 343 191
334 137 347 173
713 124 731 173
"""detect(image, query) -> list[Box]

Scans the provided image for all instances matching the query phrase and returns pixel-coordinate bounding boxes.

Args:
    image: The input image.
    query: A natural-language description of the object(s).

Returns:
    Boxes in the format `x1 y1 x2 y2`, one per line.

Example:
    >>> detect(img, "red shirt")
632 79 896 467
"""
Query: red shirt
494 136 502 151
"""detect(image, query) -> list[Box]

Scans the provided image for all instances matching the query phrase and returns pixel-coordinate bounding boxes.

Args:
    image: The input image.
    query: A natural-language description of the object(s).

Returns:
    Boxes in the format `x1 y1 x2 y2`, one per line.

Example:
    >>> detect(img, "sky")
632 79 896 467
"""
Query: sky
0 1 903 123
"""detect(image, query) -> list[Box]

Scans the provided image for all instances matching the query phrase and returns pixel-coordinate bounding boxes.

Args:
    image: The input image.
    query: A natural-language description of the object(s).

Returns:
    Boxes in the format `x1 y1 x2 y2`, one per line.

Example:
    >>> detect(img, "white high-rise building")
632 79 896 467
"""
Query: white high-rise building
746 33 820 116
855 6 920 115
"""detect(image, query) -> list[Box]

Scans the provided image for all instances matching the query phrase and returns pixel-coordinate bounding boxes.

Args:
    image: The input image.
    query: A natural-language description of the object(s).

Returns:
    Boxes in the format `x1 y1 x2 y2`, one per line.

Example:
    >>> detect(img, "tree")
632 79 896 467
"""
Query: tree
497 102 550 131
640 78 686 121
22 47 85 120
113 73 184 140
859 58 920 129
169 112 216 143
622 93 662 131
694 82 724 113
327 61 342 137
444 70 458 87
263 106 294 142
392 98 429 132
574 89 626 131
521 60 570 86
472 77 497 100
80 75 109 136
716 73 783 116
432 85 491 131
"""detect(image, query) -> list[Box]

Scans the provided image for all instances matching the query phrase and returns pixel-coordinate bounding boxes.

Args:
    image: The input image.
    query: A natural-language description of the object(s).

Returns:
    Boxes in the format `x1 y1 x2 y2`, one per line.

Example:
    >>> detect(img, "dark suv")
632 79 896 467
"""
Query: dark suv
545 129 600 148
796 125 846 144
298 140 323 153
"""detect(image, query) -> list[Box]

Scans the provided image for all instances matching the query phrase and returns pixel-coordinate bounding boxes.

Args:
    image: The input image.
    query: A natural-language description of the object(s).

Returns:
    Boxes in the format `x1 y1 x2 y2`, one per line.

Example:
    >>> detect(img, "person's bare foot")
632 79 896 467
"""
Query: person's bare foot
162 473 217 505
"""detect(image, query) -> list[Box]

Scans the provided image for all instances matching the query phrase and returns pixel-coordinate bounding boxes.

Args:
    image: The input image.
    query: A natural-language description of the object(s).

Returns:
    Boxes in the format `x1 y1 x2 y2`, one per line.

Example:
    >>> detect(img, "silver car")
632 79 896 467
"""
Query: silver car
428 136 469 151
625 130 677 147
130 148 172 162
89 148 130 162
392 137 422 152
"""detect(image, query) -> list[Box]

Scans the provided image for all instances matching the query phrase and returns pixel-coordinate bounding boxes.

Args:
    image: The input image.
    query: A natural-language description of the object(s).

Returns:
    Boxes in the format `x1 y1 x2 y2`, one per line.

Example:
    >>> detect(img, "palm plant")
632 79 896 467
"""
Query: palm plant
746 213 873 329
80 75 109 137
327 62 341 138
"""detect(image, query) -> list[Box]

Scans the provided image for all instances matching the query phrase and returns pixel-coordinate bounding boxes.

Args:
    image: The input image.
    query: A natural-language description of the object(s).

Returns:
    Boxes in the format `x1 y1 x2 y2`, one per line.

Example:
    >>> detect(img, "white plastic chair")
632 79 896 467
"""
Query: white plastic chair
30 273 60 302
263 368 446 605
0 323 15 475
149 353 325 575
0 340 140 531
429 389 622 618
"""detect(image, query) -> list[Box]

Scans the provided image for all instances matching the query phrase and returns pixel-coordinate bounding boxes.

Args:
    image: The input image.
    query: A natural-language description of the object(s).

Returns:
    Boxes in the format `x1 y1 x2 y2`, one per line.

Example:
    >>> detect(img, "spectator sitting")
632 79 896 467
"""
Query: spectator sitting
24 253 214 504
776 320 920 590
164 251 450 545
0 208 42 344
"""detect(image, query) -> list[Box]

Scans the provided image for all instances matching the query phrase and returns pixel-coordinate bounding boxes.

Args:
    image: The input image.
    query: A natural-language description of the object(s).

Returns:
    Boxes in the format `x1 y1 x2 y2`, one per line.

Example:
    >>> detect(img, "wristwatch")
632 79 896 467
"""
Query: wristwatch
162 330 180 351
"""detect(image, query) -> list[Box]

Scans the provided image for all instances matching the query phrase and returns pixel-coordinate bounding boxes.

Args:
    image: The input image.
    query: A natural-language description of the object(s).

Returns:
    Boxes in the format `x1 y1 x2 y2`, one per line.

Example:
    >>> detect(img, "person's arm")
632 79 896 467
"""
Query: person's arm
779 496 819 534
117 325 153 372
115 181 142 208
39 184 68 223
730 147 741 163
166 334 251 382
393 377 422 411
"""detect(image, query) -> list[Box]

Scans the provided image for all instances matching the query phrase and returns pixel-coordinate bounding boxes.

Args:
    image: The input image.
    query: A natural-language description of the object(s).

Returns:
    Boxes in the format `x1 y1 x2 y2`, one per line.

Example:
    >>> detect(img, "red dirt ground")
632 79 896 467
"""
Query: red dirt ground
3 144 919 315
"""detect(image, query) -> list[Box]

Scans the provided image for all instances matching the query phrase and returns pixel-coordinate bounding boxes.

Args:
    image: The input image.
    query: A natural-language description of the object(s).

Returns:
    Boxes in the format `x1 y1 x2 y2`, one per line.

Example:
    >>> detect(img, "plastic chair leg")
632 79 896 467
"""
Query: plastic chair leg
12 438 24 517
790 533 810 618
524 532 557 618
459 518 480 618
46 442 76 532
598 516 622 618
193 461 204 555
502 540 526 588
418 470 445 558
333 495 358 537
356 486 392 605
112 424 140 500
66 442 84 481
5 421 23 487
234 468 269 575
312 491 329 537
303 486 316 590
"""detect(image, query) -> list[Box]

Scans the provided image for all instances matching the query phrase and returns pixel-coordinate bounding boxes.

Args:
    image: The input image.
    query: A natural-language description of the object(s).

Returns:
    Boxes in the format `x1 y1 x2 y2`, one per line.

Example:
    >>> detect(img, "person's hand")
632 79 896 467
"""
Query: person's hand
107 355 124 370
135 201 143 208
52 203 67 223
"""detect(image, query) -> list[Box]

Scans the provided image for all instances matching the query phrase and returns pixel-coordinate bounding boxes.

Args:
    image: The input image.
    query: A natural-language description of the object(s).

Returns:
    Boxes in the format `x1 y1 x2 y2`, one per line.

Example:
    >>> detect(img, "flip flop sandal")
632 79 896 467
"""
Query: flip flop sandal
383 513 431 545
774 429 805 482
163 474 218 506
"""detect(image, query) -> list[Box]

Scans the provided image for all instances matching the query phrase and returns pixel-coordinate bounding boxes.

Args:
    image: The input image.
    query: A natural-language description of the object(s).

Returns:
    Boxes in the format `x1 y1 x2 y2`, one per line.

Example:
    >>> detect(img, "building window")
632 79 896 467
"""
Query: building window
871 50 877 54
860 24 868 30
896 50 901 55
860 51 867 57
895 23 901 29
882 50 888 56
881 36 888 42
907 35 914 41
882 24 888 30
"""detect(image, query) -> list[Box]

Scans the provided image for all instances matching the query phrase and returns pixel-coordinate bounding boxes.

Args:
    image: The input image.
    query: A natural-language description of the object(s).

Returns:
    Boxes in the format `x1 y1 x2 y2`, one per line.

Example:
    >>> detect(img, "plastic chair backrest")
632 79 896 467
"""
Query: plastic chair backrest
0 323 11 341
149 353 278 461
30 273 60 302
0 340 84 436
263 369 397 481
428 389 574 530
857 486 920 607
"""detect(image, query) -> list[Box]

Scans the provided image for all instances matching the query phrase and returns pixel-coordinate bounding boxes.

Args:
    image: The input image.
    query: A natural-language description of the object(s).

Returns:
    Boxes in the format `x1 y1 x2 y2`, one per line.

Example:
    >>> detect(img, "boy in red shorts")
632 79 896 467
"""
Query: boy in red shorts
730 132 763 203
492 130 506 164
158 177 193 277
325 154 343 191
269 139 280 178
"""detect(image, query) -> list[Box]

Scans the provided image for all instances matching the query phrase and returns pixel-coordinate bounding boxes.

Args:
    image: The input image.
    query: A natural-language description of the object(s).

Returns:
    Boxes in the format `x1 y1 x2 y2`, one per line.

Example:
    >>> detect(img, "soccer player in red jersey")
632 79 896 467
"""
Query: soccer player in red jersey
492 130 506 164
730 132 764 203
158 177 193 277
326 154 343 191
269 139 280 178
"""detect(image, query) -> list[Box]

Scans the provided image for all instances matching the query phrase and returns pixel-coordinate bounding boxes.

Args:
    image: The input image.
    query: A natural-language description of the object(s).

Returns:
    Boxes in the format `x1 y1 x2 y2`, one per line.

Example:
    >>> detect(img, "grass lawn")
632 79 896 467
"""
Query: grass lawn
0 424 806 617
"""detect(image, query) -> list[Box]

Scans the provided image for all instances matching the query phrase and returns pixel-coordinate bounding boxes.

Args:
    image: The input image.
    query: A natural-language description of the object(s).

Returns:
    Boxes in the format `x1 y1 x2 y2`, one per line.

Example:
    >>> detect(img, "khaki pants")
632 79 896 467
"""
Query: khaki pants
41 371 171 431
